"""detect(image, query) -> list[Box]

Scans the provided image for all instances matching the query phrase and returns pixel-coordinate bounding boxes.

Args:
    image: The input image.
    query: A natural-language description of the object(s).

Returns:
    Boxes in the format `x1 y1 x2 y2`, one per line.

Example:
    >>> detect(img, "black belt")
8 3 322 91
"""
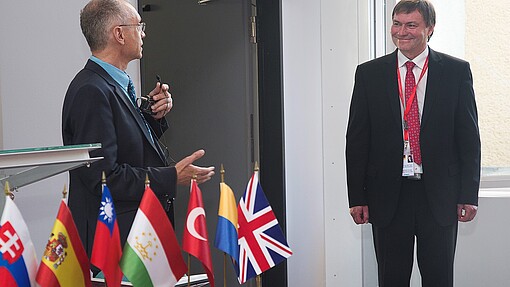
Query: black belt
404 173 422 180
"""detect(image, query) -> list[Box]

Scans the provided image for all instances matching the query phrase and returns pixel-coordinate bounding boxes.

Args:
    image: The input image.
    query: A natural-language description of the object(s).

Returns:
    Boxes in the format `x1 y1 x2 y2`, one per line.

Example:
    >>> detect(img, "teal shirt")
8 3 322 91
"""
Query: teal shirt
90 56 133 103
89 56 154 143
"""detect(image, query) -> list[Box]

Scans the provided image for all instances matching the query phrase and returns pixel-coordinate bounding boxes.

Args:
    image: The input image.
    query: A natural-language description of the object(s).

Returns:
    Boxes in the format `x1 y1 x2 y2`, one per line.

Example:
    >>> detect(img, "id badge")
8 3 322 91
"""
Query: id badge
402 141 414 176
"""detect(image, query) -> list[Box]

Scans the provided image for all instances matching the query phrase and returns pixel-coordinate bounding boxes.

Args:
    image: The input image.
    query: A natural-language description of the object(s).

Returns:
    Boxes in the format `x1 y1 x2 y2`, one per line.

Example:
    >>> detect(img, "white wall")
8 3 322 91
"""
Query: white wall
281 0 326 285
0 0 140 257
282 0 363 286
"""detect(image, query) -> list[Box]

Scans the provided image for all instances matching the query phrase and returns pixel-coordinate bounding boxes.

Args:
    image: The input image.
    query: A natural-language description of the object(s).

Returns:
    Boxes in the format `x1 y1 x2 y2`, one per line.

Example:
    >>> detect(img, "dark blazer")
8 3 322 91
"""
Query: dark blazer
62 60 177 257
346 48 481 227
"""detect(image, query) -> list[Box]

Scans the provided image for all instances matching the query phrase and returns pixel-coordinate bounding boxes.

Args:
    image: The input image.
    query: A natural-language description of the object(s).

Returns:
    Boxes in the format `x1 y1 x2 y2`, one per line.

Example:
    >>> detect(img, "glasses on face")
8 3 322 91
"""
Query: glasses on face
119 22 146 32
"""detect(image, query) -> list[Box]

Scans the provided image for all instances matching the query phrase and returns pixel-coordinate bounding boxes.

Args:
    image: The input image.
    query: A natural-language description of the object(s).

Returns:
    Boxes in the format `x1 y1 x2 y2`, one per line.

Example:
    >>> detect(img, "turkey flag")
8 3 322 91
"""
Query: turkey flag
182 179 215 287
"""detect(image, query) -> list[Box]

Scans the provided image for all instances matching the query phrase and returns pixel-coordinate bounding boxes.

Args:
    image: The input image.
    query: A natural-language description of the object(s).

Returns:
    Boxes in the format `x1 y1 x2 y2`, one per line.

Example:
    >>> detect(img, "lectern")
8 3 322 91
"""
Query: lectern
0 143 103 212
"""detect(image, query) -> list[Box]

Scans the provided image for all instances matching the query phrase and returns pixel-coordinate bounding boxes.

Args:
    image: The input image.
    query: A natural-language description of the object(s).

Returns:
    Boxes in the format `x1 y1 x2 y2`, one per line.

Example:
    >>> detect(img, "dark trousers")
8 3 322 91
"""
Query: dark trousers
372 178 458 287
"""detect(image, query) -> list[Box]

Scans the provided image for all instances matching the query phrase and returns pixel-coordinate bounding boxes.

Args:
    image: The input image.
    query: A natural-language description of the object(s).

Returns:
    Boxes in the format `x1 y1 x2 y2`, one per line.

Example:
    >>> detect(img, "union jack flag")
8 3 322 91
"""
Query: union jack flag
237 170 292 284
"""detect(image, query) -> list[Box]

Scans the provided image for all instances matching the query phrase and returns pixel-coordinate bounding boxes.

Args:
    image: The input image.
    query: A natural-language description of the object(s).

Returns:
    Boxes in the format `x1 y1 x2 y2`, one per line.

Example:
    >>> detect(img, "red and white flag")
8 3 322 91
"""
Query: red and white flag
0 194 38 286
120 185 187 287
182 179 215 287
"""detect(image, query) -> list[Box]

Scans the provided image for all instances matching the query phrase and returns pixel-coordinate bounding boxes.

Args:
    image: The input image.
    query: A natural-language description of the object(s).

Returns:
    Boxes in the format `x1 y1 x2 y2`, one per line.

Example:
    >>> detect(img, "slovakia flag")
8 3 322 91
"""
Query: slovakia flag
0 195 38 286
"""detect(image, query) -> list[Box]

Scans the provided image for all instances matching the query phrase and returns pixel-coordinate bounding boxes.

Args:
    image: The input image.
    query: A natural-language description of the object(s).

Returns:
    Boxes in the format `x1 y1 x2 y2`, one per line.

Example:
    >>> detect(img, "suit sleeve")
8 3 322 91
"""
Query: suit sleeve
64 82 176 201
346 65 371 207
455 62 481 205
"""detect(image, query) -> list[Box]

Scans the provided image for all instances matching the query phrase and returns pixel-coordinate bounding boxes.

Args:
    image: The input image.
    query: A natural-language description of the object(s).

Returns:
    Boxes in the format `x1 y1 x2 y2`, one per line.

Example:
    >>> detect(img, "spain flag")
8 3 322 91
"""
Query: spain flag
36 198 91 287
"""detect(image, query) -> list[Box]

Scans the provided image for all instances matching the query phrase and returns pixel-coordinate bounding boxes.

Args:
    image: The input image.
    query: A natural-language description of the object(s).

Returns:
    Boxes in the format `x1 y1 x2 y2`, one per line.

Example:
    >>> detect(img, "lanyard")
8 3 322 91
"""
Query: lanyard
397 56 429 141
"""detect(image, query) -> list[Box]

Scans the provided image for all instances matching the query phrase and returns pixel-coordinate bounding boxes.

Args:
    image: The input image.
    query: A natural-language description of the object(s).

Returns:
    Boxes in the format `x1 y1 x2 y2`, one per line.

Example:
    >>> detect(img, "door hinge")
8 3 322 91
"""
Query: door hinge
250 16 257 44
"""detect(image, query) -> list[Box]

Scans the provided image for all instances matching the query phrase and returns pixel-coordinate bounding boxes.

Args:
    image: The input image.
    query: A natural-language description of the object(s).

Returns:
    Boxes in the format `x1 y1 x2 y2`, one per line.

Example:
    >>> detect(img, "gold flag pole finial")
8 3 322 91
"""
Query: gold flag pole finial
102 171 107 184
219 163 227 287
4 181 10 195
254 161 259 172
193 174 197 182
62 184 68 199
220 163 225 183
4 181 14 199
145 174 150 187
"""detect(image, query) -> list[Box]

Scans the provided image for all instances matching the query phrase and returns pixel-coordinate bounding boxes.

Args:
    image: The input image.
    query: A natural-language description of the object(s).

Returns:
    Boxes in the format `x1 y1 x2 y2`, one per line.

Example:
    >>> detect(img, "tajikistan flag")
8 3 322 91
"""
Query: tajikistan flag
120 186 187 287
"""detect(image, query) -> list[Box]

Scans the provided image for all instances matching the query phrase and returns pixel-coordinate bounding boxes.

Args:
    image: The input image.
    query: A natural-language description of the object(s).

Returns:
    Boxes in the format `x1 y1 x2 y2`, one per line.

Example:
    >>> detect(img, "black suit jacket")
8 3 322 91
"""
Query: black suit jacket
62 60 177 257
346 48 481 227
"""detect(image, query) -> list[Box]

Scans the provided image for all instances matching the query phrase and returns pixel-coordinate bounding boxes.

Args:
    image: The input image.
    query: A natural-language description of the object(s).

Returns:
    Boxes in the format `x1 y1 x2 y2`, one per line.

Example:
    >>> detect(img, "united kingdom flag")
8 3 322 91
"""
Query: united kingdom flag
237 170 292 284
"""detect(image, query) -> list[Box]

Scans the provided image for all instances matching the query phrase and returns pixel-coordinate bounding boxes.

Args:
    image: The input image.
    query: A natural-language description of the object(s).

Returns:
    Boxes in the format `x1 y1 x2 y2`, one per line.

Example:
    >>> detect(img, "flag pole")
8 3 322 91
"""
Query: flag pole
223 253 227 287
220 164 227 287
256 275 262 287
188 174 198 287
187 253 191 287
62 184 68 199
145 173 150 187
99 171 111 287
4 181 12 198
254 162 262 287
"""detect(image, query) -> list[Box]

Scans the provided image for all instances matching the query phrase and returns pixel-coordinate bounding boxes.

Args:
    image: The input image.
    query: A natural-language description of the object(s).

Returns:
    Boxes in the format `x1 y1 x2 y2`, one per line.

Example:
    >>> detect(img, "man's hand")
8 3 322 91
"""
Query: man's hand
457 204 477 222
350 205 369 224
175 149 215 185
148 82 173 119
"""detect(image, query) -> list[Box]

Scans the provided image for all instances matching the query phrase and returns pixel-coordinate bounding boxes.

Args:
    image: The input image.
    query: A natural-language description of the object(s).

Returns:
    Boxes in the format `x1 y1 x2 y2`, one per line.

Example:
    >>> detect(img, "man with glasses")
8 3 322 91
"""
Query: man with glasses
346 1 480 286
62 0 215 264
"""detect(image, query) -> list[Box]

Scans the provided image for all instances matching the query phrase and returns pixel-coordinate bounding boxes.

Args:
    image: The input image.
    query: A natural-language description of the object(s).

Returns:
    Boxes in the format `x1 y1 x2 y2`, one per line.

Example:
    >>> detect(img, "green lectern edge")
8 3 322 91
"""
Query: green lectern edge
0 143 103 191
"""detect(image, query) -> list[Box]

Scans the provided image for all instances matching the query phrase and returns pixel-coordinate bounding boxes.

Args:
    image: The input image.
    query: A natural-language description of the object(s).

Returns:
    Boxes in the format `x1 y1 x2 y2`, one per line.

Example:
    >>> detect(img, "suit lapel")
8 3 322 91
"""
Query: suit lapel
384 51 403 130
85 60 165 162
421 49 443 131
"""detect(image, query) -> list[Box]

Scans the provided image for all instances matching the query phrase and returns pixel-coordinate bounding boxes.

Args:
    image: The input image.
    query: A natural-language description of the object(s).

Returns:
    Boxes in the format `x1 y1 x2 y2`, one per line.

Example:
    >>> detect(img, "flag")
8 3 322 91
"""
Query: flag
214 182 239 264
183 180 215 287
0 195 38 286
36 199 91 287
91 184 122 286
237 170 293 284
120 186 186 287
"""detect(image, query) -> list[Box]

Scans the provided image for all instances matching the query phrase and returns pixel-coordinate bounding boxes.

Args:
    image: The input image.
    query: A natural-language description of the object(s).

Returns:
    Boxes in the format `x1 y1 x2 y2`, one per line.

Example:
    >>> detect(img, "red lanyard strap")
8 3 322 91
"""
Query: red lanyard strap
397 56 429 124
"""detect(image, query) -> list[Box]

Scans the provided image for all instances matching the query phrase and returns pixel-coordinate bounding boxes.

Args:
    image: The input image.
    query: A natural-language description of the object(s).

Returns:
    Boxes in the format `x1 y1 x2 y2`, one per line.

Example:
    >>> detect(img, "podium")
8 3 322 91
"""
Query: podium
0 144 103 212
0 143 102 190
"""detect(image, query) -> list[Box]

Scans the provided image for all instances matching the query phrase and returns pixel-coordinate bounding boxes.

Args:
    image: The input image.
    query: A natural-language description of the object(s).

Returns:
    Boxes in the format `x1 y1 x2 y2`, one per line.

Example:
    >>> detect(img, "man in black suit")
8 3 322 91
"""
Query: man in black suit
346 1 480 286
62 0 215 261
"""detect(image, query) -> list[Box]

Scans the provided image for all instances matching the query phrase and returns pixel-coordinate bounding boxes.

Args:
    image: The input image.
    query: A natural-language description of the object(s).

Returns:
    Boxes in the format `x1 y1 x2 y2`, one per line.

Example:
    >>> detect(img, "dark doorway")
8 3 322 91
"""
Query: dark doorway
139 0 286 286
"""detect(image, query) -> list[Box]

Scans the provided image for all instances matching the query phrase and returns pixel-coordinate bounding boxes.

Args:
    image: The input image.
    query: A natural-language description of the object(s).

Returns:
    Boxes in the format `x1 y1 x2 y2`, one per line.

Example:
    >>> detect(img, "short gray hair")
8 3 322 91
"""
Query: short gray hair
80 0 131 52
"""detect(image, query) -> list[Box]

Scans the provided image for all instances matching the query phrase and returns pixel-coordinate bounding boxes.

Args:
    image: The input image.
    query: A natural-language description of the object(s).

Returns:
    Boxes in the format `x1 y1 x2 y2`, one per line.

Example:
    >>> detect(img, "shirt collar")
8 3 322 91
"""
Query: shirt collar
397 46 429 70
90 56 130 92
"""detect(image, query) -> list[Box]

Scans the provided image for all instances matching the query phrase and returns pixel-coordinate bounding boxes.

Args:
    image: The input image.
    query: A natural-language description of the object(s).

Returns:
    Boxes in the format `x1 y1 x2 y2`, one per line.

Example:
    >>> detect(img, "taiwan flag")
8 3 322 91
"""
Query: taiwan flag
91 184 122 287
0 194 38 287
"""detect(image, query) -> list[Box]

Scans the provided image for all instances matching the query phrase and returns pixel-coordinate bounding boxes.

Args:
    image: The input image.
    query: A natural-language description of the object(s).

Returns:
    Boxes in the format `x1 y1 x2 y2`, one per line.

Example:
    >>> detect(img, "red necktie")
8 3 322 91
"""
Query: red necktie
405 61 422 165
